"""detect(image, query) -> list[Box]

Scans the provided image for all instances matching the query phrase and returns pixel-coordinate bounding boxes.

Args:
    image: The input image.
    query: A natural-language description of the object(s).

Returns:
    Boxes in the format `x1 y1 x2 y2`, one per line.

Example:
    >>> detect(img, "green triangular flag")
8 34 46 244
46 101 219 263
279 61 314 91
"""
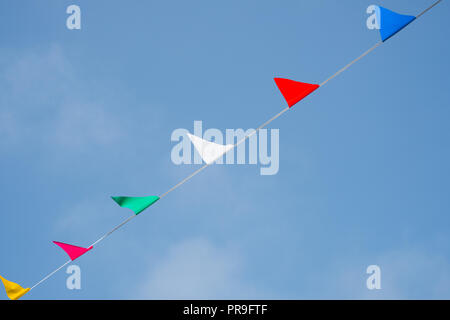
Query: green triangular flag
111 196 160 215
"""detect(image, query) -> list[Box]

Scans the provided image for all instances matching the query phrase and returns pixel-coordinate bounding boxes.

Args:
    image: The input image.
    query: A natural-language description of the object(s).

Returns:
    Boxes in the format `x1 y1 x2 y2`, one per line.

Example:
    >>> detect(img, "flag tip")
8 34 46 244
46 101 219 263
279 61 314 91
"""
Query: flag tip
0 274 30 300
377 6 416 42
274 78 319 108
111 195 160 215
53 241 93 261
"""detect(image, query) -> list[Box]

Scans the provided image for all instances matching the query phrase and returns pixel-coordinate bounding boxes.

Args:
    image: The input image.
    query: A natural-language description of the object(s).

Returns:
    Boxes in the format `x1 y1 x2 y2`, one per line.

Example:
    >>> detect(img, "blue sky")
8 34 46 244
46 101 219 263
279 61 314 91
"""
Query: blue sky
1 0 449 299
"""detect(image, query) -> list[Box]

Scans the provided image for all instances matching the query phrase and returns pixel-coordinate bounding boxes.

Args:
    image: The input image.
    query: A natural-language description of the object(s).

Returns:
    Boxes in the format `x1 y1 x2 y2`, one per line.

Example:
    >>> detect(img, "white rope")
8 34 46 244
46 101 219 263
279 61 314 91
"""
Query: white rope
89 214 136 247
29 260 71 291
320 42 382 87
159 163 210 199
26 0 443 293
416 0 442 19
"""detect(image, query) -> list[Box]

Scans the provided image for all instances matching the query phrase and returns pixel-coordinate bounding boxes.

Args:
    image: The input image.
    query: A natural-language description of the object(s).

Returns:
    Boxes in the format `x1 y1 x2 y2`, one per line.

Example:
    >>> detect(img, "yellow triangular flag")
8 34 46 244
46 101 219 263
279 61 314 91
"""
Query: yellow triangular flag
0 275 30 300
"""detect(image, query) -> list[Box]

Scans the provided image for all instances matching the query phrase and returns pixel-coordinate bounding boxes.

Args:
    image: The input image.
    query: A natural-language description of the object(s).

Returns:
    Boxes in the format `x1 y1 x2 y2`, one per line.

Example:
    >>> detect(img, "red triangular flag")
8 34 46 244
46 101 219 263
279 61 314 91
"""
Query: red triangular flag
53 241 93 261
274 78 319 108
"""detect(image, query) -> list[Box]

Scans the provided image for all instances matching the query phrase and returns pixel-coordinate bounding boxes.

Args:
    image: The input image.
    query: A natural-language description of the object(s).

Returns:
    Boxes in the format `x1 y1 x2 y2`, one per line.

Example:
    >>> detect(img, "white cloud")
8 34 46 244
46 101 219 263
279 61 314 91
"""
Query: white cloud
0 44 124 150
54 200 106 233
137 238 258 299
52 101 122 148
328 247 450 299
375 248 450 299
4 45 71 94
0 110 16 141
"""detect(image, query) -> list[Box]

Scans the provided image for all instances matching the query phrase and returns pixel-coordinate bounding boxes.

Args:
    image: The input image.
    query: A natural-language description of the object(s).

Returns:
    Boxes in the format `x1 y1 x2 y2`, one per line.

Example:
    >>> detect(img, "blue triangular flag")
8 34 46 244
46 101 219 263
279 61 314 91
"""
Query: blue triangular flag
378 6 416 42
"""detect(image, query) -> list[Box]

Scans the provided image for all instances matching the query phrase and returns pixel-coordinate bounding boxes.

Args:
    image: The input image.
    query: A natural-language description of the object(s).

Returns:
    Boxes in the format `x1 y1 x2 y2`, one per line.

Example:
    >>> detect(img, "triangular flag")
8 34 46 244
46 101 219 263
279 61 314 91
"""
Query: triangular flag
377 6 416 42
187 133 234 165
0 275 30 300
274 78 319 108
111 195 160 215
53 241 93 261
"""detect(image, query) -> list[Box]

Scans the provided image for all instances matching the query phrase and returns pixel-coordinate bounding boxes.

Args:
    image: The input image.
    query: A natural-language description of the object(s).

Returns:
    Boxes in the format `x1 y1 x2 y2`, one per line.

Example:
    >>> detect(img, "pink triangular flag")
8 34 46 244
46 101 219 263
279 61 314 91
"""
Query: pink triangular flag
53 241 93 261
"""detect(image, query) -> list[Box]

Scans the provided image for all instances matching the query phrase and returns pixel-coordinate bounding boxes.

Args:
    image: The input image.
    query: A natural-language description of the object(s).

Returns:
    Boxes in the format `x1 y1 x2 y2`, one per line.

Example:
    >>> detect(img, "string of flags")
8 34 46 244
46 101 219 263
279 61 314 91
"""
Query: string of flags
1 1 443 300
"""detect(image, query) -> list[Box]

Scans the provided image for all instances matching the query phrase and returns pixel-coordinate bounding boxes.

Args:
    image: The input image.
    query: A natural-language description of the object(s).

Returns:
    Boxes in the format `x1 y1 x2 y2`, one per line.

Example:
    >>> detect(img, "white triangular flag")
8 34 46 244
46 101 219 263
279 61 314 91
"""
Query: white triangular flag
187 133 234 164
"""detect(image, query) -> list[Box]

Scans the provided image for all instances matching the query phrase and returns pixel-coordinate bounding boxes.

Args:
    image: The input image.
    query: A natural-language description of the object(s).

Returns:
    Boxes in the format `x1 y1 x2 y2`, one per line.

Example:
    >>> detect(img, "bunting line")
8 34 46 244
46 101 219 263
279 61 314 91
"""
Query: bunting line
29 260 71 291
3 0 443 299
319 42 382 87
416 0 442 18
